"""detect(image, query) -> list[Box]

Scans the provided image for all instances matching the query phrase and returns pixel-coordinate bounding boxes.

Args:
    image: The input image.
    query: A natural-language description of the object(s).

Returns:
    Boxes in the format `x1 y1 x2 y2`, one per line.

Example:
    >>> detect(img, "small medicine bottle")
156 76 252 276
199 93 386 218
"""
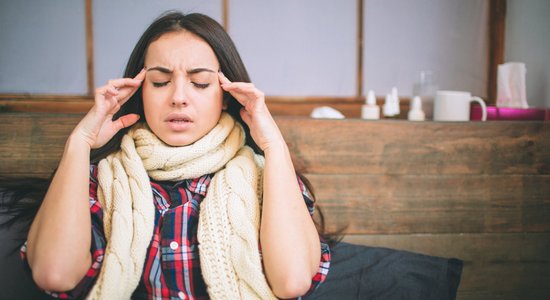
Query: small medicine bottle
362 90 380 120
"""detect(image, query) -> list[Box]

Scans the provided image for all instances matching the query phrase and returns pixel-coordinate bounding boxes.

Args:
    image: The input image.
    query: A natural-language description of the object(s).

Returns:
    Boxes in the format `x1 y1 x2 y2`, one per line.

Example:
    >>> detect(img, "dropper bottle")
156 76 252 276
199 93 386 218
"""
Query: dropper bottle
383 93 395 118
408 96 426 121
361 90 380 120
391 87 400 117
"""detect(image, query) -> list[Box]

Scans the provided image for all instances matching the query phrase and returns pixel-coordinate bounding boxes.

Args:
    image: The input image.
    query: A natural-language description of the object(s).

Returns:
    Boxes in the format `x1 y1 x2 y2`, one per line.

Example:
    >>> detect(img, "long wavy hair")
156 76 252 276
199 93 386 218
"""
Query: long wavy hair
91 12 259 162
1 12 341 246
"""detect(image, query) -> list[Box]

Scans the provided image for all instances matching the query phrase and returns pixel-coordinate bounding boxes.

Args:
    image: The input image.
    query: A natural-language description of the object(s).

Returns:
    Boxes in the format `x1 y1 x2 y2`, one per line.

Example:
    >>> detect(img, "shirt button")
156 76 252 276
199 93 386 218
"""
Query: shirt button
178 291 185 299
170 241 179 250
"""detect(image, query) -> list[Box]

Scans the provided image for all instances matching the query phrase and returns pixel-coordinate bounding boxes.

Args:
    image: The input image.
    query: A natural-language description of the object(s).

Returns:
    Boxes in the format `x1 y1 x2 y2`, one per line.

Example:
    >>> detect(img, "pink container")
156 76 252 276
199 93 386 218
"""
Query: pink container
470 105 549 121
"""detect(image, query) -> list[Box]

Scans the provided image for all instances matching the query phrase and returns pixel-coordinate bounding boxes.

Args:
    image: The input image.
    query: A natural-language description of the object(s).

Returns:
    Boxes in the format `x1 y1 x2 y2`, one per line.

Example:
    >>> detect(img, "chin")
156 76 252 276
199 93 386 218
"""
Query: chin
158 135 196 147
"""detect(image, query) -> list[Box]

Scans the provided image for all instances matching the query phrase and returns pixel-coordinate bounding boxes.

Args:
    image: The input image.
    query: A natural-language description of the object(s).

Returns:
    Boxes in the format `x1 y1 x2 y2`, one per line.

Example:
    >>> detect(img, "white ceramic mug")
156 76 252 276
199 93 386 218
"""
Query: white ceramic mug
433 90 487 121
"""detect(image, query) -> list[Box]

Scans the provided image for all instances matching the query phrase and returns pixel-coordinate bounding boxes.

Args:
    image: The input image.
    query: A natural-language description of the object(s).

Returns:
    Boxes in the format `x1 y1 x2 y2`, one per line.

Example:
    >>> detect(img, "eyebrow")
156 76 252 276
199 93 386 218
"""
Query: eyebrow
145 66 216 75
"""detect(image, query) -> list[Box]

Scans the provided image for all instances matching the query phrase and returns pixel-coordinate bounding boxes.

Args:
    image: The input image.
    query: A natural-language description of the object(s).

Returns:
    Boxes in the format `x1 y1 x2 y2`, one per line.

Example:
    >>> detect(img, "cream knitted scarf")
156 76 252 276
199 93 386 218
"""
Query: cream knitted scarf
87 113 276 300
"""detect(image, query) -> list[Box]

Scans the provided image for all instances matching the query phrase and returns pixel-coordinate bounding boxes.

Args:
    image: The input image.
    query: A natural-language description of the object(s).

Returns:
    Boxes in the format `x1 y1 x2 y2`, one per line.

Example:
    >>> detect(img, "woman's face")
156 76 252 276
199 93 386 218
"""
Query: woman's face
142 30 224 146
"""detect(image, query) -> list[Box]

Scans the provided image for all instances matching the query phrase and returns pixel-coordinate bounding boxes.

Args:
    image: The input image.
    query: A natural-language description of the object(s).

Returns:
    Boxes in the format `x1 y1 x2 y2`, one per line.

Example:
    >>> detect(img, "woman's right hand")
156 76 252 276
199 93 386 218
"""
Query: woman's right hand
74 69 146 149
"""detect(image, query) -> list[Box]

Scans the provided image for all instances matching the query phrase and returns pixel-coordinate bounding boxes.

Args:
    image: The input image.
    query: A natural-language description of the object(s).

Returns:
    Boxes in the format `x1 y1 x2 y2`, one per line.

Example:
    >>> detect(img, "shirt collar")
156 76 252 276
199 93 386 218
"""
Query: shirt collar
184 174 212 197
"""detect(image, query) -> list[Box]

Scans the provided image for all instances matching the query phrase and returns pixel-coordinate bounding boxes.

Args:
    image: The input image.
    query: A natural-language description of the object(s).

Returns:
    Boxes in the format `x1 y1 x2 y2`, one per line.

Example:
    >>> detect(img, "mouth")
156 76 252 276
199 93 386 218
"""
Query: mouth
165 113 193 123
164 113 193 131
168 118 191 123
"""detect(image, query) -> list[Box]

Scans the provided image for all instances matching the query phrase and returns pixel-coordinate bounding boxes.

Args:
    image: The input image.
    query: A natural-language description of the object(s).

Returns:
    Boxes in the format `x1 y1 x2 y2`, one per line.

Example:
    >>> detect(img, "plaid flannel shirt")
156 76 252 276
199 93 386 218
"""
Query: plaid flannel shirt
22 165 330 299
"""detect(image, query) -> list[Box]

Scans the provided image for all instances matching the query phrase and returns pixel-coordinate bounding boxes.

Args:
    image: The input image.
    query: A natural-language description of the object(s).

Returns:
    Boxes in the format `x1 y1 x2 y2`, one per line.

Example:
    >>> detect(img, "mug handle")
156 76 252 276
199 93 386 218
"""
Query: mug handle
471 96 487 121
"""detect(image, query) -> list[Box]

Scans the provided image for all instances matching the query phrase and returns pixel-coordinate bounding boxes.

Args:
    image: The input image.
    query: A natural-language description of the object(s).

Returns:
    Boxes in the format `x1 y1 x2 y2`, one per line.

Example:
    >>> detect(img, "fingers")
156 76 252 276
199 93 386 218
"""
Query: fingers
218 71 231 85
134 68 146 81
218 72 264 107
95 85 119 97
107 77 142 91
95 70 145 109
117 75 145 105
219 72 258 94
96 73 143 96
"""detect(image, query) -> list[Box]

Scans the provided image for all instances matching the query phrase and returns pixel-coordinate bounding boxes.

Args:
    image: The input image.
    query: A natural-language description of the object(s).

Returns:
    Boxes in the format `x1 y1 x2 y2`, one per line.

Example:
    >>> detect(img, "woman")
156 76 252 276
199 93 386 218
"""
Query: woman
23 11 330 299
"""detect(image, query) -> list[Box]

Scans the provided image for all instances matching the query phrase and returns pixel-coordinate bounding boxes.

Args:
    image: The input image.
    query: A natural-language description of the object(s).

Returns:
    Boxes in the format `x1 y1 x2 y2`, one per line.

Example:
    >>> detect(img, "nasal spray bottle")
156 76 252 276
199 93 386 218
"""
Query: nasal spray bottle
383 87 400 119
361 90 380 120
408 96 426 121
391 87 400 117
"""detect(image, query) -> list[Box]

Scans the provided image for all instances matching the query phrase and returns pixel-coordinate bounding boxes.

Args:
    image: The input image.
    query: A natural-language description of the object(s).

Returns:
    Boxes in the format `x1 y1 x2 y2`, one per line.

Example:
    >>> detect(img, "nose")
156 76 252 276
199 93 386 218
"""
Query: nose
171 77 188 106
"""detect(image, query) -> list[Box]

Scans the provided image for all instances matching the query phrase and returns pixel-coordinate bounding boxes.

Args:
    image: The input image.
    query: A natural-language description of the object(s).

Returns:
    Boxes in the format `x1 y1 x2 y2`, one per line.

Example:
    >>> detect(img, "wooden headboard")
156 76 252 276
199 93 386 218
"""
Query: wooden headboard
1 113 549 299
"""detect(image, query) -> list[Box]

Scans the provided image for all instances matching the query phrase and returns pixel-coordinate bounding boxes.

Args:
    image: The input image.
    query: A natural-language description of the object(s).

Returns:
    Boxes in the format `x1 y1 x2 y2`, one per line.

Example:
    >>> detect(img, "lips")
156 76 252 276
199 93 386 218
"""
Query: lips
165 112 193 130
165 112 192 123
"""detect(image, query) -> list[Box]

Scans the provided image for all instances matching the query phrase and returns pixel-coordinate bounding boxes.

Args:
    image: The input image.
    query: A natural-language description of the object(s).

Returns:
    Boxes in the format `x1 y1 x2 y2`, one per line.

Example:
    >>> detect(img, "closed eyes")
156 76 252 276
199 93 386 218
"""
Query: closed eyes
193 83 210 89
152 81 169 87
152 81 210 89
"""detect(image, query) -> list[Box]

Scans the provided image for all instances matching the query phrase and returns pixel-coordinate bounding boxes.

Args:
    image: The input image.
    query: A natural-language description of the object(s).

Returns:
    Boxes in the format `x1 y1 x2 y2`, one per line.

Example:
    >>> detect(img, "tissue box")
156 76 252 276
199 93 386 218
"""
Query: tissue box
470 105 549 121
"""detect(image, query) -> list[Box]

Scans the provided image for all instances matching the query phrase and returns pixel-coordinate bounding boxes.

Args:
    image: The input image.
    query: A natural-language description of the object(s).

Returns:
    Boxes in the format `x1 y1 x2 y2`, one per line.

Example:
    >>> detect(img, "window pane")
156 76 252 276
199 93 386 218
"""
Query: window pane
506 0 550 108
93 0 222 87
230 0 356 97
363 0 489 98
0 0 87 94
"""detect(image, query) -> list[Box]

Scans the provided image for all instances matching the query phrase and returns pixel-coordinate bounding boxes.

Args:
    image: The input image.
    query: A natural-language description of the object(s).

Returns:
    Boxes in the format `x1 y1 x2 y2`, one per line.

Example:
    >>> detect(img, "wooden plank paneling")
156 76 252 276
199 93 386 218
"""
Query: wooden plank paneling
1 114 548 234
267 101 363 118
487 0 507 104
85 0 95 95
0 99 93 113
3 114 549 178
356 0 364 98
457 262 550 300
342 233 550 261
266 97 409 119
0 113 79 178
310 174 550 234
277 118 550 175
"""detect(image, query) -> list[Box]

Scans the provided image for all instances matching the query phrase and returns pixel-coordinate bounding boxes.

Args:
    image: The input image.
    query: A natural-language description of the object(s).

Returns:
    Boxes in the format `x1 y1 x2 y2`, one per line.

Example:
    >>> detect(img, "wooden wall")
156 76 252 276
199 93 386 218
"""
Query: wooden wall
1 113 549 299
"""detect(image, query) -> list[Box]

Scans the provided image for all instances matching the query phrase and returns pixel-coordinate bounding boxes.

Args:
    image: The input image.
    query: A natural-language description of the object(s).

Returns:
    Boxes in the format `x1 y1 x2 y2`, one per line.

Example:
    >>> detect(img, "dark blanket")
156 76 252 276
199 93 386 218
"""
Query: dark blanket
304 242 462 300
0 220 55 299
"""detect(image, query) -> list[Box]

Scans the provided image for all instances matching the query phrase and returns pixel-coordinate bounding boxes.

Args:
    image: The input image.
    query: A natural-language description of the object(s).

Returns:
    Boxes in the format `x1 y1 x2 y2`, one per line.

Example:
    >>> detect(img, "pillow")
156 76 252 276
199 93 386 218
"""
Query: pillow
304 242 462 300
0 213 55 299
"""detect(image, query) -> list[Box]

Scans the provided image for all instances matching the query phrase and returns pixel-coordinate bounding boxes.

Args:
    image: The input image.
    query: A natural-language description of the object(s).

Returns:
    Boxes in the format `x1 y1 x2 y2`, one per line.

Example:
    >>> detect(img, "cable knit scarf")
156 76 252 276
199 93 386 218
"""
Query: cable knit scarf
87 113 276 300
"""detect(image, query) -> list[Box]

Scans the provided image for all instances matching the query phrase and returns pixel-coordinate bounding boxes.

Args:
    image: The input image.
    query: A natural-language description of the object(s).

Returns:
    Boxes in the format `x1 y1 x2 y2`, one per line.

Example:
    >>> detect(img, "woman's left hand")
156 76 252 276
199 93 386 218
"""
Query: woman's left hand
219 72 284 152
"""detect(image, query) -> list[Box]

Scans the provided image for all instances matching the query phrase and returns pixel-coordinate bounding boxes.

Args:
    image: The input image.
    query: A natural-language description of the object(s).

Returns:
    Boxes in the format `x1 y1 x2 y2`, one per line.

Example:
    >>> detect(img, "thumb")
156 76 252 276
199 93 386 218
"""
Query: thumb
114 114 141 131
239 108 252 127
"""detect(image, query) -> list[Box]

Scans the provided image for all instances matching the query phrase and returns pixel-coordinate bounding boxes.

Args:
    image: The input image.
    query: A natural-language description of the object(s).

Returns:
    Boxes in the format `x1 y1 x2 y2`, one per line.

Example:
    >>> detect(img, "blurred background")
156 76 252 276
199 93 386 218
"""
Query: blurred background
0 0 548 113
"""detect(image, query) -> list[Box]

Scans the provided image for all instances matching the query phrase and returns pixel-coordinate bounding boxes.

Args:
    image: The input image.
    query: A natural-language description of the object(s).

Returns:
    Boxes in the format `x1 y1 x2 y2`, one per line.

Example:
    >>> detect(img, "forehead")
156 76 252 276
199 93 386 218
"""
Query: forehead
145 30 218 68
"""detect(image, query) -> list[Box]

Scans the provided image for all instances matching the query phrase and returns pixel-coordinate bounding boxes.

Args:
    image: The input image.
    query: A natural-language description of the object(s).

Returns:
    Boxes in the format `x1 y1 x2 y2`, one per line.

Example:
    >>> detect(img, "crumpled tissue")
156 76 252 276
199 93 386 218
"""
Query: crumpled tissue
310 106 345 119
497 62 528 108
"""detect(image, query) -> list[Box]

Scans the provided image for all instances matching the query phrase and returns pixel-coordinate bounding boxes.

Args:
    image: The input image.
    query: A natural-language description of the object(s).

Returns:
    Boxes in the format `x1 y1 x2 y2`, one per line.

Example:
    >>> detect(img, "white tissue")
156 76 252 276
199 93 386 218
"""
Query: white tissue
497 62 528 108
310 106 345 119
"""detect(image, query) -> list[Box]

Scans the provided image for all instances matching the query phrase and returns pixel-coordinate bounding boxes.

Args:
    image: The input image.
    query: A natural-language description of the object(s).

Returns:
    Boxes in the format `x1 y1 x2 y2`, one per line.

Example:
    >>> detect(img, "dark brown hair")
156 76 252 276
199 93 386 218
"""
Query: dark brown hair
91 11 259 162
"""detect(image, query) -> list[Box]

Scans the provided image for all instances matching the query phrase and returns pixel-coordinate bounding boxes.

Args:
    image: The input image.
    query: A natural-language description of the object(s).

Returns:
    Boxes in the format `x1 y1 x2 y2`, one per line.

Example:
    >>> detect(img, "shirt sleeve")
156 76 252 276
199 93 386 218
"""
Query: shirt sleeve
296 175 331 296
20 164 106 299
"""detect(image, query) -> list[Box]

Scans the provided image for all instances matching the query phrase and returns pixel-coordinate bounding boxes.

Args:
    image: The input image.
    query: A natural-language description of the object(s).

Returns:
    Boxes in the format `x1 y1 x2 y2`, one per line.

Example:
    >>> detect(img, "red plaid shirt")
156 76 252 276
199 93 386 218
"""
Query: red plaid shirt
22 165 330 299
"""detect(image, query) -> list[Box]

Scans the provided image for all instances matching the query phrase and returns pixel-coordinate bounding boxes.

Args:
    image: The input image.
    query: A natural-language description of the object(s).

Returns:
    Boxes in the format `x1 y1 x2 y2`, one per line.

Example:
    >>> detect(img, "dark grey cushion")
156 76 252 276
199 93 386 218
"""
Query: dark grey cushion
304 242 462 300
0 218 55 299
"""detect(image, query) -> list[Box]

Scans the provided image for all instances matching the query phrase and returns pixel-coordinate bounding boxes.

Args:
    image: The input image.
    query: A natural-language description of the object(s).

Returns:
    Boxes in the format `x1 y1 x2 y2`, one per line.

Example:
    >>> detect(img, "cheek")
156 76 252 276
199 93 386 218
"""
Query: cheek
141 90 161 124
210 88 224 108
